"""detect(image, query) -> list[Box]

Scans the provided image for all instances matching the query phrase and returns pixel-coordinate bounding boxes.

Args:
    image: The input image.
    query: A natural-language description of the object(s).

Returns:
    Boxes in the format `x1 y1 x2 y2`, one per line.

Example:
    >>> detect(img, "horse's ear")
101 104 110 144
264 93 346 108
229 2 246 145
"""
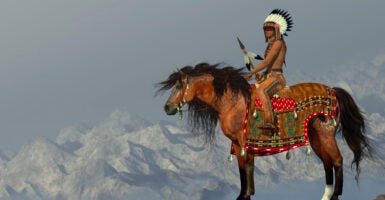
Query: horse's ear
177 68 185 76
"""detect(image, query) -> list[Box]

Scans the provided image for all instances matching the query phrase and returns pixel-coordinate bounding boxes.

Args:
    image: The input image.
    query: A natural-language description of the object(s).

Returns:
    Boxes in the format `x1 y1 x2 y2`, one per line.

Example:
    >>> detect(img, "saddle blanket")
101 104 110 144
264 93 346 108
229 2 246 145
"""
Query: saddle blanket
239 82 337 156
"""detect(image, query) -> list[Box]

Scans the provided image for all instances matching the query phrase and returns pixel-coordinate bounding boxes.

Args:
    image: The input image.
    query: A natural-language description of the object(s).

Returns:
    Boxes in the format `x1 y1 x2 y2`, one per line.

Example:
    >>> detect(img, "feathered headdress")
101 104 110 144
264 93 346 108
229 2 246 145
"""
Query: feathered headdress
264 9 293 41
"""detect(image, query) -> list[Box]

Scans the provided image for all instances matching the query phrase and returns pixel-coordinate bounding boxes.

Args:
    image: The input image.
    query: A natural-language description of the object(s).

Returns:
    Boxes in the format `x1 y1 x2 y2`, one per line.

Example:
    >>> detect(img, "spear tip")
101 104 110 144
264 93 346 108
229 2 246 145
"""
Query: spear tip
237 37 245 50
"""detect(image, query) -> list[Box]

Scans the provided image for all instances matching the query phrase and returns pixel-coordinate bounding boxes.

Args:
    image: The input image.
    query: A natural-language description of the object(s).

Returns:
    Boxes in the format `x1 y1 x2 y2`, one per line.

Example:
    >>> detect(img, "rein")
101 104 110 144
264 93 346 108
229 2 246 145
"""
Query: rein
178 106 211 113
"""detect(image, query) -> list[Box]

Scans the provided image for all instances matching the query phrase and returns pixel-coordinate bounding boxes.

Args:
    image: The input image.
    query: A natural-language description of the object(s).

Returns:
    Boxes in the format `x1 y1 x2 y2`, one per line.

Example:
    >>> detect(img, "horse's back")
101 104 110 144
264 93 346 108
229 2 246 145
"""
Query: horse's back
278 82 332 102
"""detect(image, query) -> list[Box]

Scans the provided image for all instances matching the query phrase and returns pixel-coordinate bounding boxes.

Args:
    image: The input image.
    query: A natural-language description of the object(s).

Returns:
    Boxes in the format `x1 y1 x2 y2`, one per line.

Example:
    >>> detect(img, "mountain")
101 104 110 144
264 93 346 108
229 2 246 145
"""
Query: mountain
0 109 384 200
1 53 385 200
0 111 240 200
286 53 385 107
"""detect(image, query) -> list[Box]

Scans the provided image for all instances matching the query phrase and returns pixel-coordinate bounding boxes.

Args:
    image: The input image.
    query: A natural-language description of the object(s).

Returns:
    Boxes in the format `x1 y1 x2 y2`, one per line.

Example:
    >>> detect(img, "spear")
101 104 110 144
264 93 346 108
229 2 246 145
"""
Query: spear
237 37 263 71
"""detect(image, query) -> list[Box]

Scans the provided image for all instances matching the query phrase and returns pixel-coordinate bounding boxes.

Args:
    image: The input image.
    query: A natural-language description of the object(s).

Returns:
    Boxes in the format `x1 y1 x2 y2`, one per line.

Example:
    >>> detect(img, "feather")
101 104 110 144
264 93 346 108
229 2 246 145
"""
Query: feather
255 55 264 60
247 51 257 58
264 9 293 36
246 63 251 71
243 55 250 64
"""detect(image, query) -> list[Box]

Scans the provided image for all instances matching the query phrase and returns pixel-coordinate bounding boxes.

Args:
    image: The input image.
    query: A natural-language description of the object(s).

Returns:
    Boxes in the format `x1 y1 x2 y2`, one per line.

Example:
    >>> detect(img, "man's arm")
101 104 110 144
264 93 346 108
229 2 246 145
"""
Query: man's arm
245 41 283 80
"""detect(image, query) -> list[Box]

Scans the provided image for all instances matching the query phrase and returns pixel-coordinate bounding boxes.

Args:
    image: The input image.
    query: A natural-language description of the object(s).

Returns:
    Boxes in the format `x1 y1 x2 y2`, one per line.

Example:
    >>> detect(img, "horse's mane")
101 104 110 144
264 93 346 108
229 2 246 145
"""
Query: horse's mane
157 62 250 145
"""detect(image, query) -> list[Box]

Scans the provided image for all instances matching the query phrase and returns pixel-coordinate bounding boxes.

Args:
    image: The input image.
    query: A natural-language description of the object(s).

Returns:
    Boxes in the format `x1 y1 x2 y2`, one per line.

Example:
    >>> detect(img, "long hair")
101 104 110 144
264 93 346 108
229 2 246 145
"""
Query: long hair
156 63 250 144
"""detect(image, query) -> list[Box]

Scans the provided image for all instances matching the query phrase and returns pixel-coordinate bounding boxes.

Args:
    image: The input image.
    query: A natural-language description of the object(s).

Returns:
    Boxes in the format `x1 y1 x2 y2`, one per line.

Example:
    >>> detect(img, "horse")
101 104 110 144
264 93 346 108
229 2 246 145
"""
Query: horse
156 62 372 200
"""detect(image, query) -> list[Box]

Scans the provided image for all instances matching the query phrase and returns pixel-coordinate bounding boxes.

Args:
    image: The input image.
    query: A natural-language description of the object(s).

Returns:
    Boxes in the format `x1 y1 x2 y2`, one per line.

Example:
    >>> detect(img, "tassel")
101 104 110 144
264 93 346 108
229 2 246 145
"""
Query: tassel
177 108 183 120
275 23 281 40
253 109 258 119
228 155 233 163
286 151 291 160
306 146 311 156
240 148 245 156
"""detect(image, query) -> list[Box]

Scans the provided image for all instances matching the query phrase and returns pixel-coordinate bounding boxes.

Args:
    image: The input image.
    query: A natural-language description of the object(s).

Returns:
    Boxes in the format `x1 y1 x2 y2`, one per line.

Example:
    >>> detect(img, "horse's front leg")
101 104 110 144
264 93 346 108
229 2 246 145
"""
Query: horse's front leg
233 143 255 200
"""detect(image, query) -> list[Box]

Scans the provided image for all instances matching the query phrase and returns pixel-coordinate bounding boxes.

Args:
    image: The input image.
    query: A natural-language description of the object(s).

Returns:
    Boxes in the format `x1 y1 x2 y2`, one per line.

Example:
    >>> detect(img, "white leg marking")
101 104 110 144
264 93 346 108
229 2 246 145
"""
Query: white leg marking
321 185 333 200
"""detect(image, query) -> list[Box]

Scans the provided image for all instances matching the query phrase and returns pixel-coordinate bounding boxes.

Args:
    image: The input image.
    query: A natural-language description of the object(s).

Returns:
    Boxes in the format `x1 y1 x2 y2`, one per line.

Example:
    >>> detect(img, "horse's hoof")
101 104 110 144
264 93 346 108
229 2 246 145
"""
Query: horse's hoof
330 196 339 200
236 195 251 200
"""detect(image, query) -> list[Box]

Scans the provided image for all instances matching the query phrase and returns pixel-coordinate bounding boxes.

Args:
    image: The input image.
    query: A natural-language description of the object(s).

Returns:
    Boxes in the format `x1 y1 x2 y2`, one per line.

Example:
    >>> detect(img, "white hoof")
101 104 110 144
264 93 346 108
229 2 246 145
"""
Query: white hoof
321 185 333 200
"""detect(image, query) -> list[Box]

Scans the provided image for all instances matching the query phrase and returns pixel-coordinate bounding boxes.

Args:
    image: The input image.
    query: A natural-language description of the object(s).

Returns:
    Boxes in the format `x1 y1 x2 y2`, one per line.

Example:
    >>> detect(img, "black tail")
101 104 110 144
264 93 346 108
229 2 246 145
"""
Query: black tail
334 87 372 181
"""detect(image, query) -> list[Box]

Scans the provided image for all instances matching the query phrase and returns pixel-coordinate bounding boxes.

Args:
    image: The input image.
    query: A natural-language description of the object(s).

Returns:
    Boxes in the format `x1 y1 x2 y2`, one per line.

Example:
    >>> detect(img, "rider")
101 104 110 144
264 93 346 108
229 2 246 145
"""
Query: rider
245 9 293 129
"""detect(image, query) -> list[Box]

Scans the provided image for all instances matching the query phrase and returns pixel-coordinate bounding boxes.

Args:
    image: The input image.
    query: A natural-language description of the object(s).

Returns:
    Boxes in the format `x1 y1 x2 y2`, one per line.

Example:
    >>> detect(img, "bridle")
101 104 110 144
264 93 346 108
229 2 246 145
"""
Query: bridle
176 73 190 119
174 71 210 119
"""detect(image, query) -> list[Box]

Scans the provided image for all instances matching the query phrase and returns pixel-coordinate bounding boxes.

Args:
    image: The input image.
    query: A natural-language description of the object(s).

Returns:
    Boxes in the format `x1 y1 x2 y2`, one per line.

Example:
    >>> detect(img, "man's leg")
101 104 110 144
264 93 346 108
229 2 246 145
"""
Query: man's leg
255 77 279 128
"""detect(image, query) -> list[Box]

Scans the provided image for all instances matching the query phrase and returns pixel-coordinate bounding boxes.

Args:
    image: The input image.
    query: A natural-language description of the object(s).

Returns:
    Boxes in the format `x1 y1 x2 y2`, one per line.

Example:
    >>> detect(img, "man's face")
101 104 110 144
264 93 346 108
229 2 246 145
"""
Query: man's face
263 26 275 38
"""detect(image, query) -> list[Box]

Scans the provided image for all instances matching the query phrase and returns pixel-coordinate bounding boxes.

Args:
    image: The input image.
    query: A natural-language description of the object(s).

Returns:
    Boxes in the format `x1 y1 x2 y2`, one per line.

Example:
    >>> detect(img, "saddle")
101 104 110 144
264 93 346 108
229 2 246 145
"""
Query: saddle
242 82 337 156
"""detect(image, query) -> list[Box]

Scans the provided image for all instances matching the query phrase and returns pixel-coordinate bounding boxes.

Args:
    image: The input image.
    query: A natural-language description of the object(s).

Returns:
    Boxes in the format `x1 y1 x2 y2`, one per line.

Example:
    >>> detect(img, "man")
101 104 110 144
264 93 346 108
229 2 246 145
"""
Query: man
245 9 293 129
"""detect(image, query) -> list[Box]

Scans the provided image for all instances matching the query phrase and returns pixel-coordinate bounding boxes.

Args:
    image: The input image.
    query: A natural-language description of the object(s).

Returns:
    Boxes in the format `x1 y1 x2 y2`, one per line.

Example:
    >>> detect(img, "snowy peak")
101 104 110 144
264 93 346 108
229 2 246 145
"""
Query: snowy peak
326 53 385 101
0 109 383 200
0 150 13 162
0 112 237 199
99 110 152 133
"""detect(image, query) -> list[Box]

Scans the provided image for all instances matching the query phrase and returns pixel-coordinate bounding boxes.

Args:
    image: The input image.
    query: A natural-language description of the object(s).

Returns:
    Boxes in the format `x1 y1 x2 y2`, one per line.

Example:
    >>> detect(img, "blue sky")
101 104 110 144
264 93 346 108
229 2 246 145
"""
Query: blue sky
1 0 385 150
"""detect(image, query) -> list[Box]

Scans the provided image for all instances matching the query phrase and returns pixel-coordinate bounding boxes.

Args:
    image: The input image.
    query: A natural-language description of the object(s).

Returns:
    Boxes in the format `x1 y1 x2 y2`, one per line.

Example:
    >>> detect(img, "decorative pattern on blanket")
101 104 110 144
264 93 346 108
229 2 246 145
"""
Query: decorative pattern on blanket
244 82 337 156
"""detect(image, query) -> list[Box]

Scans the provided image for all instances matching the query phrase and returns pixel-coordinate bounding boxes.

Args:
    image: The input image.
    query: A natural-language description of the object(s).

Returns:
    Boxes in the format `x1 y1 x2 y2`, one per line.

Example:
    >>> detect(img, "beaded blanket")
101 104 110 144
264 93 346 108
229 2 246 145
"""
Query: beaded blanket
242 82 337 156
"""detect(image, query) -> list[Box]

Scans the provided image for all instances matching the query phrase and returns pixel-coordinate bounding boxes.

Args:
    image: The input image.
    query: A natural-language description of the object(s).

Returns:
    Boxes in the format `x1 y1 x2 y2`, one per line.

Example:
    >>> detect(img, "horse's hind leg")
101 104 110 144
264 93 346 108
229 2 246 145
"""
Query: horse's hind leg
322 141 343 200
309 130 334 200
327 141 343 200
309 117 343 200
317 151 340 200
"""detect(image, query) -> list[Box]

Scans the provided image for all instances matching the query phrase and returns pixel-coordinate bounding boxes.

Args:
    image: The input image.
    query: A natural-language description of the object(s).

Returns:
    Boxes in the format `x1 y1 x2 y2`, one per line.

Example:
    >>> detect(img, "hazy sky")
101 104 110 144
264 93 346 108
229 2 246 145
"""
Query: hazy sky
1 0 385 151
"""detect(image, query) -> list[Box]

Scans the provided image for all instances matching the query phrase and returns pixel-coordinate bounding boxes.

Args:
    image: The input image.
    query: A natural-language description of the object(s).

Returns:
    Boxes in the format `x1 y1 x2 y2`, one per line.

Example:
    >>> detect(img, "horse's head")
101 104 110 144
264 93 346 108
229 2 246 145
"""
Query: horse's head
157 63 250 145
158 63 250 117
163 70 194 115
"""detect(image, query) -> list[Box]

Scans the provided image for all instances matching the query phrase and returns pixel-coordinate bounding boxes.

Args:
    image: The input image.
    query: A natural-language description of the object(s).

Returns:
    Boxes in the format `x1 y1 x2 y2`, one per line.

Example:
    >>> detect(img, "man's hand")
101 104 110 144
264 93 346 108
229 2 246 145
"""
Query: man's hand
255 73 263 81
245 73 253 81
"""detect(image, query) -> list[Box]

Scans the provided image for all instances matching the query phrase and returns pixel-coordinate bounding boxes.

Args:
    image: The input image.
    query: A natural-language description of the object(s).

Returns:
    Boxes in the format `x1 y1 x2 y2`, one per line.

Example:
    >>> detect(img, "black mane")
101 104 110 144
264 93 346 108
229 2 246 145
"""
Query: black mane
156 62 250 144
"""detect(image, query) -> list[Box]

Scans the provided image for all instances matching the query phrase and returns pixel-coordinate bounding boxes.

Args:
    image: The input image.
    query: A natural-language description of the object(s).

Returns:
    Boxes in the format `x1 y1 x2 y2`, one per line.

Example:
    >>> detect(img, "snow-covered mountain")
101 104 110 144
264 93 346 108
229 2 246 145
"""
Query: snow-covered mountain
287 53 385 116
0 111 238 200
0 109 383 200
1 53 385 200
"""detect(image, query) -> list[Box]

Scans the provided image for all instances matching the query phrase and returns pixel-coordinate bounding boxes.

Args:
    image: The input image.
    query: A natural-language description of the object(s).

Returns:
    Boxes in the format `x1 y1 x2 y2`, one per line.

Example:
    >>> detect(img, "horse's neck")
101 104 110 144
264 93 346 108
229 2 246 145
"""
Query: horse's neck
193 77 246 137
218 92 246 115
192 76 216 105
195 82 246 115
193 76 246 114
217 92 247 138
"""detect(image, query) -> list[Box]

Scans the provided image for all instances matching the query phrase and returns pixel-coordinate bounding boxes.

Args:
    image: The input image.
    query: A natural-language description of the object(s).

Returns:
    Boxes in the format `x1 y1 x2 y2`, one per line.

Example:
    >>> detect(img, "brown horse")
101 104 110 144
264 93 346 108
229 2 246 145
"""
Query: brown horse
156 63 372 200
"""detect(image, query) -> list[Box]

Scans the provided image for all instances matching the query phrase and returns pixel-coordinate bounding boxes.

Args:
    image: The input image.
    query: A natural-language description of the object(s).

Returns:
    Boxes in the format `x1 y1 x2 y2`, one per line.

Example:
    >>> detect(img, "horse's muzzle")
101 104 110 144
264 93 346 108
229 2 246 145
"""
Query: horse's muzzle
164 103 178 115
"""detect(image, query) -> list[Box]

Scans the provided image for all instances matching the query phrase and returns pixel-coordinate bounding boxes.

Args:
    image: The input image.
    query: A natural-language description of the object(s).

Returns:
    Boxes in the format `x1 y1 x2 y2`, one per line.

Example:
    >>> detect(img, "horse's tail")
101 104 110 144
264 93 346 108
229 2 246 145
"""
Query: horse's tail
333 87 372 181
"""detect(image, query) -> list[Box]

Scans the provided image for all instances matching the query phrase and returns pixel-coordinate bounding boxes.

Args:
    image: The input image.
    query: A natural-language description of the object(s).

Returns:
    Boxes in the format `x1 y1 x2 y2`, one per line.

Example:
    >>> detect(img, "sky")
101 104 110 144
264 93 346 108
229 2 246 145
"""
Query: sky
1 0 385 151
